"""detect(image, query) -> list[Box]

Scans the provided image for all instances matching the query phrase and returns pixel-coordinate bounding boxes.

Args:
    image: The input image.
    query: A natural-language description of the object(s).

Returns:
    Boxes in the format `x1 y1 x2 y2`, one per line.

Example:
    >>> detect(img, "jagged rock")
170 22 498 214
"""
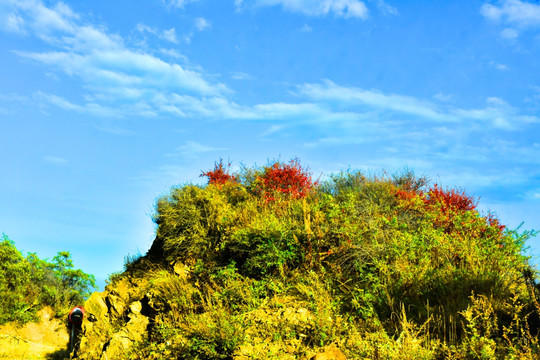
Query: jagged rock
129 301 142 314
101 311 149 359
76 277 152 360
84 291 109 321
106 293 126 318
310 345 347 360
77 291 112 360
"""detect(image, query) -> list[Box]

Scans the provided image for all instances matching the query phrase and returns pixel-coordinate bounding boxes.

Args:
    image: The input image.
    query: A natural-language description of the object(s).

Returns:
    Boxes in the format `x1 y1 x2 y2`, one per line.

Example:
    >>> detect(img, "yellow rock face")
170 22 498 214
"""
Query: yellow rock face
0 307 70 360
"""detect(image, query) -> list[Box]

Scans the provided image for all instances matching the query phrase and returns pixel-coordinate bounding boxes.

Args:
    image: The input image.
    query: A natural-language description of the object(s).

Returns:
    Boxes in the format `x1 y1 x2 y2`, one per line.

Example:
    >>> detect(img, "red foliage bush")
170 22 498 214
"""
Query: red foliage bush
258 158 318 200
424 184 477 212
394 188 423 202
200 159 236 185
485 212 506 236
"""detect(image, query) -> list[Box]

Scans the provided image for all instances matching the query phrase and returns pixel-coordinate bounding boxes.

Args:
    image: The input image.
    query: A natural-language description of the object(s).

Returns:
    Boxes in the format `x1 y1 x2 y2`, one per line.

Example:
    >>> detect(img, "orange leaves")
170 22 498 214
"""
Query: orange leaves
393 182 506 240
393 183 477 213
201 158 317 202
200 159 236 186
424 184 477 212
257 158 318 201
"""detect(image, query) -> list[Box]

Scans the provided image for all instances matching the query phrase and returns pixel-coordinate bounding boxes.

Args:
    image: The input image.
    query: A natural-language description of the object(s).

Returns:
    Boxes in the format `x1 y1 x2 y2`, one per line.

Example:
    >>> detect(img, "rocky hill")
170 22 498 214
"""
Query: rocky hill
63 161 540 358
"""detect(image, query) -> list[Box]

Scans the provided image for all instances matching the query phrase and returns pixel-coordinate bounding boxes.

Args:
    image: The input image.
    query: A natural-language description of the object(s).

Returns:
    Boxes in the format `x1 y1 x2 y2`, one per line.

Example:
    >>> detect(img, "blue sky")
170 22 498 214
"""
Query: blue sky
1 0 540 288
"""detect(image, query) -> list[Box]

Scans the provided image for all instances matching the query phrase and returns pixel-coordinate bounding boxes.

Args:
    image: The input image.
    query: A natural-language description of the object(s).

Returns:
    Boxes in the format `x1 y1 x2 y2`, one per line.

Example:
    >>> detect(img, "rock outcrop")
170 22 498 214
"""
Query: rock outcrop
77 276 151 360
74 262 349 360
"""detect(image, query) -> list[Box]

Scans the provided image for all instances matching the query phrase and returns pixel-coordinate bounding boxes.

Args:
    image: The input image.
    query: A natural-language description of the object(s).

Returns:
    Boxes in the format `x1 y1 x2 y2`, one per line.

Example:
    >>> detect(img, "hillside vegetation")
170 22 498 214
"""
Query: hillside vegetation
83 159 539 359
0 234 96 325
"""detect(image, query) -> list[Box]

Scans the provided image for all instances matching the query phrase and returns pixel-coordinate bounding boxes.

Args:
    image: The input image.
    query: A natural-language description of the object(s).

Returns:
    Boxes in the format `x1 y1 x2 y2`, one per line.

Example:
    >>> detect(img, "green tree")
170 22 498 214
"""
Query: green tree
0 234 96 325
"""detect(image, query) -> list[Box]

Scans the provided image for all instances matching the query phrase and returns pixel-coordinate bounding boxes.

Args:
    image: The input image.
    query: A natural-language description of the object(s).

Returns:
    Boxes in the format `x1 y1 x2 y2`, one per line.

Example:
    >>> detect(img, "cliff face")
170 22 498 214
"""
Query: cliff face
78 272 152 359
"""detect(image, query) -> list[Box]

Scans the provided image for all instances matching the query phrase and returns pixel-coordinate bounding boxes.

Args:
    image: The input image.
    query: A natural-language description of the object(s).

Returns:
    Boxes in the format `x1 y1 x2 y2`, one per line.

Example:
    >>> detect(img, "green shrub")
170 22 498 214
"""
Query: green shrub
0 234 96 324
142 160 539 358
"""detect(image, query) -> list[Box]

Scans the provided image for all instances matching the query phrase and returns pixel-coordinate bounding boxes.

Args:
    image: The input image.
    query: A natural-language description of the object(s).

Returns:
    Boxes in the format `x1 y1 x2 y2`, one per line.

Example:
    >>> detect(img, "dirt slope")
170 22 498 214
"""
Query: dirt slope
0 307 70 360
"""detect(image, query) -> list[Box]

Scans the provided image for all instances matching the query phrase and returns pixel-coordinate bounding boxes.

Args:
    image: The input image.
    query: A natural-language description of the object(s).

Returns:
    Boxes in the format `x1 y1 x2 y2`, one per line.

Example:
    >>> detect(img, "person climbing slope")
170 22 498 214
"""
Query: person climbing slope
68 306 85 357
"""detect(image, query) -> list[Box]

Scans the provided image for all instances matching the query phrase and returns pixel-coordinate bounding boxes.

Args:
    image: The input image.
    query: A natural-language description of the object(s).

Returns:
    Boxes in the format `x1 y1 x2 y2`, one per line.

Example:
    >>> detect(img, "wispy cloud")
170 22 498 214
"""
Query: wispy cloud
236 0 369 19
137 23 179 44
481 0 540 27
3 0 538 160
43 155 67 165
194 17 211 31
4 12 25 33
2 0 229 120
481 0 540 38
297 80 538 129
373 0 398 16
298 80 448 121
230 71 254 80
163 0 200 9
433 92 453 102
300 24 313 32
35 92 125 117
161 28 178 43
175 141 228 158
489 60 509 70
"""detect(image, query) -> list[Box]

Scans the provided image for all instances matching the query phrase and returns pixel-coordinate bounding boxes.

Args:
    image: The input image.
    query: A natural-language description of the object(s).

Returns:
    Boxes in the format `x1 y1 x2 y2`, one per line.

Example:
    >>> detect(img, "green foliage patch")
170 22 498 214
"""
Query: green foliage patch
0 234 96 324
130 159 539 358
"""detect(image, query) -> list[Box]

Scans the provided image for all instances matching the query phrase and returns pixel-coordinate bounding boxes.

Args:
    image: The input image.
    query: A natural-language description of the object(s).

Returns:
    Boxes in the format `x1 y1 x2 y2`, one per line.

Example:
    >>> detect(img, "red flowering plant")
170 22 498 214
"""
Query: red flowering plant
415 184 477 234
424 184 477 212
255 158 318 202
392 179 507 247
200 159 236 186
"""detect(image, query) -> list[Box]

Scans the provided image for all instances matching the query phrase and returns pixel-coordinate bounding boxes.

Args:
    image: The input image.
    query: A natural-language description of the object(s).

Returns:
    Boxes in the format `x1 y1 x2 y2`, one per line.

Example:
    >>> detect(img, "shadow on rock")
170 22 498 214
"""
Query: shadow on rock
45 348 70 360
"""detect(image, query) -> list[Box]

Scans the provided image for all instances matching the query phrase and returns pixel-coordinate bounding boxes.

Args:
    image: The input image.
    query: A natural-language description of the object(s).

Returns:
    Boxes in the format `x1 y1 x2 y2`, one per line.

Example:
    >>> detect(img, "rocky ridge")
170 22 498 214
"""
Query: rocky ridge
77 261 347 359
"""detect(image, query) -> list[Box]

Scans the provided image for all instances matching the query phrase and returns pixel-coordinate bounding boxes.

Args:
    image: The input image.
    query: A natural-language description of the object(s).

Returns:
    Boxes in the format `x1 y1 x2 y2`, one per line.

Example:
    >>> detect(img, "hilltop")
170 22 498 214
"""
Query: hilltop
3 159 539 359
73 159 540 359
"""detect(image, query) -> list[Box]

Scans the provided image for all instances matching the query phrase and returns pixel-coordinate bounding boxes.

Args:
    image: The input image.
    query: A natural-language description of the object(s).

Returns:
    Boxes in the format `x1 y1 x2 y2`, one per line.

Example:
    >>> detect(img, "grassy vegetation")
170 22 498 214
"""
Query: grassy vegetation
113 159 540 358
0 234 96 324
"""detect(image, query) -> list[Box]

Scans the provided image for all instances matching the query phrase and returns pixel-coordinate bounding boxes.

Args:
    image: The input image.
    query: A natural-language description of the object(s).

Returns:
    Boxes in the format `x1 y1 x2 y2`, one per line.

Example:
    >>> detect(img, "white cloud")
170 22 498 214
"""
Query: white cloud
238 0 369 19
5 1 229 112
300 24 313 32
159 48 189 61
230 71 254 80
481 0 540 27
433 92 453 102
298 80 539 130
195 17 211 31
5 13 25 33
374 0 398 16
481 0 540 38
163 0 200 9
489 60 509 70
501 27 519 39
161 28 178 43
35 92 124 117
176 141 227 157
299 80 446 120
3 0 538 140
136 23 156 35
137 23 179 44
43 155 67 165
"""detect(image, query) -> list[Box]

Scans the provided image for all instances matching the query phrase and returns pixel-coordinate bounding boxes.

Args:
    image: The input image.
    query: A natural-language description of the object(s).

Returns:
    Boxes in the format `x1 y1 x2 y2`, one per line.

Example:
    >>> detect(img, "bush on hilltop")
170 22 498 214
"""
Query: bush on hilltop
137 159 540 358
